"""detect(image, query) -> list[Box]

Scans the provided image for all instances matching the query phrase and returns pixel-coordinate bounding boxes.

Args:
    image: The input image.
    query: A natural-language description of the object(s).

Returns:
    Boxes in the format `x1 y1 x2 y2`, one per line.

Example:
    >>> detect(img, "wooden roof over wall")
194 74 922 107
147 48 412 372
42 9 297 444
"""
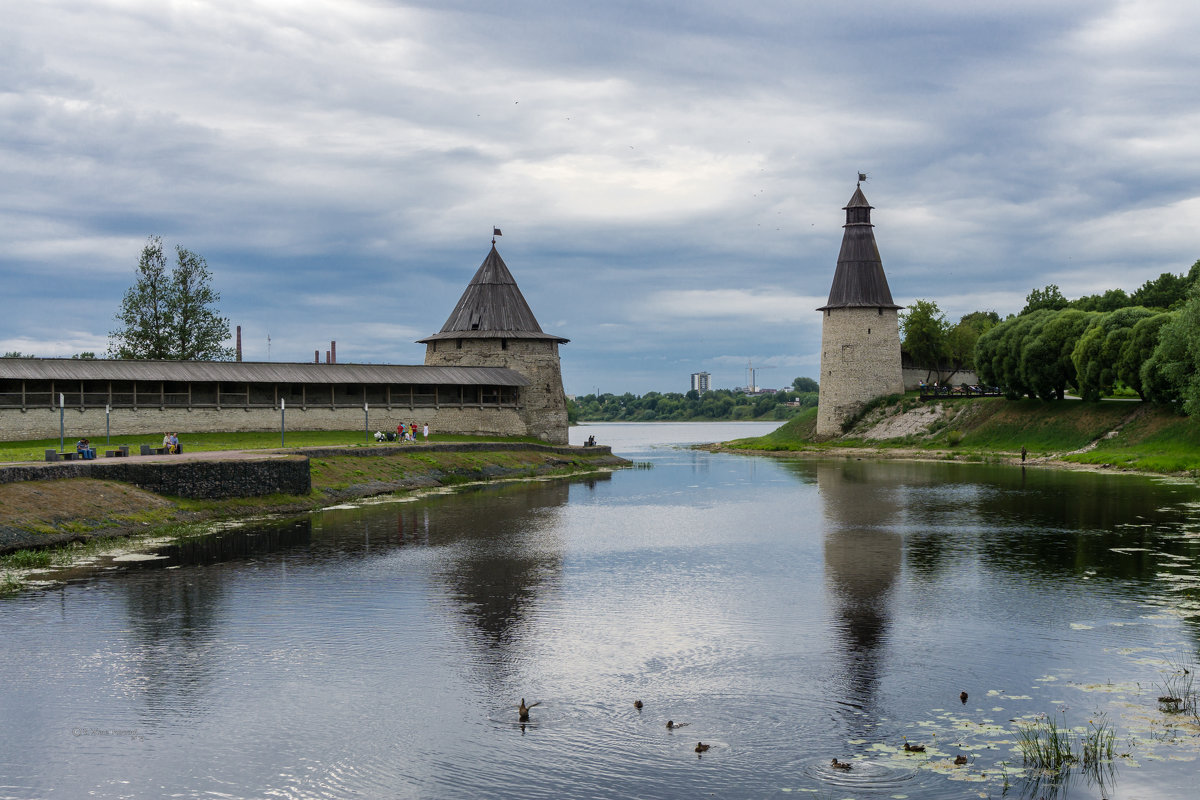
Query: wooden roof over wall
419 246 568 343
0 358 530 387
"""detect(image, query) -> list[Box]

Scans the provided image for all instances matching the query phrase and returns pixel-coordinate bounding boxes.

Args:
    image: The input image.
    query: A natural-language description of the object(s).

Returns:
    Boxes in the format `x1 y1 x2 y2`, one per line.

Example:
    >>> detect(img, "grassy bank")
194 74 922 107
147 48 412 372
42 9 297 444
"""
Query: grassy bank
723 395 1200 474
0 442 627 591
0 430 542 464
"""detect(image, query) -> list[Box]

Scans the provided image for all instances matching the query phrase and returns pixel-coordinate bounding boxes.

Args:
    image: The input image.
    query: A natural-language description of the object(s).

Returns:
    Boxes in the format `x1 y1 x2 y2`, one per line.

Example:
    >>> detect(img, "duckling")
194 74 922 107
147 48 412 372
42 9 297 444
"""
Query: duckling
634 700 643 709
666 720 689 729
959 691 968 704
830 758 852 771
518 698 541 722
954 755 968 765
695 742 710 753
903 741 926 753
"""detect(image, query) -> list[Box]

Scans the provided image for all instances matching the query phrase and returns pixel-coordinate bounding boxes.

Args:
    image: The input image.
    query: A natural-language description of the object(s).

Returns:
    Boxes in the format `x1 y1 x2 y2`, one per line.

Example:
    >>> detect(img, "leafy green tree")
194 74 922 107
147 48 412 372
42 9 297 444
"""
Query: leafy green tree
975 310 1054 398
2 351 32 358
1070 307 1156 401
1115 312 1169 400
1072 288 1131 313
1020 284 1069 315
792 376 819 393
1141 312 1188 410
946 310 1000 371
1020 309 1097 400
901 299 949 379
1131 272 1190 310
109 236 234 361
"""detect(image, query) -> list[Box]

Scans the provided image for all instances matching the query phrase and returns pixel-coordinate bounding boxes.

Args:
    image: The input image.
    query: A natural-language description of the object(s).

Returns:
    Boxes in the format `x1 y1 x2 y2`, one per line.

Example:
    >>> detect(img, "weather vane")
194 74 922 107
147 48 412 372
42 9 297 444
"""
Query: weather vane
857 172 868 185
492 227 502 244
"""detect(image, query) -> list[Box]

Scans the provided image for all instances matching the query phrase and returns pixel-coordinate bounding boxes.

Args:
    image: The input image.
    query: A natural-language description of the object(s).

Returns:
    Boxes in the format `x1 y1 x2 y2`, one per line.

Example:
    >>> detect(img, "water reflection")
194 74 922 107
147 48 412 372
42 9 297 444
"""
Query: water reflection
817 461 902 716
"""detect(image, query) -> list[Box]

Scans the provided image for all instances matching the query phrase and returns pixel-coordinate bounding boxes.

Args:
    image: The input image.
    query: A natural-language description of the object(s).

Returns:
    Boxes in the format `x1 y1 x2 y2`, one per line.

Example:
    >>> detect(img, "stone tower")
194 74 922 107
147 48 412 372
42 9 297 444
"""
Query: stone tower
815 184 904 437
419 245 570 444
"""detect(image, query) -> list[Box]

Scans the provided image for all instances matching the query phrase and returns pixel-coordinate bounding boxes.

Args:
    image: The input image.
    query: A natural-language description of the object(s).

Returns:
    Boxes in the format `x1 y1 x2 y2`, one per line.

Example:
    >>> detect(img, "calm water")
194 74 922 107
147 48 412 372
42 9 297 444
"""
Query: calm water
2 421 1199 799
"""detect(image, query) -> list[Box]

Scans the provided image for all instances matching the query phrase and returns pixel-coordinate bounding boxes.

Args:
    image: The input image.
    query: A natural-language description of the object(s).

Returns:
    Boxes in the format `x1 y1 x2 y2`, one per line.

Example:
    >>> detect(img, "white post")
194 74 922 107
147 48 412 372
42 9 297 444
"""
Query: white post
59 393 65 452
280 398 286 448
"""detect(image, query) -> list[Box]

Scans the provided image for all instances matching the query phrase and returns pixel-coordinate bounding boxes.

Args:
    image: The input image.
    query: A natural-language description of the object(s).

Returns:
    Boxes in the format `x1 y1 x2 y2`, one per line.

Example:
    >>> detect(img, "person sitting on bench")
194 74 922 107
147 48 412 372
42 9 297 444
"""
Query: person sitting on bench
76 438 96 460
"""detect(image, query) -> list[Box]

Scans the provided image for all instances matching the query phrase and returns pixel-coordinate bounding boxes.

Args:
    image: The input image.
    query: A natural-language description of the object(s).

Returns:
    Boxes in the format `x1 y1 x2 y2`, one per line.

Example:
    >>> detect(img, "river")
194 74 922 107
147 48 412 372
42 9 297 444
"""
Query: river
1 421 1198 799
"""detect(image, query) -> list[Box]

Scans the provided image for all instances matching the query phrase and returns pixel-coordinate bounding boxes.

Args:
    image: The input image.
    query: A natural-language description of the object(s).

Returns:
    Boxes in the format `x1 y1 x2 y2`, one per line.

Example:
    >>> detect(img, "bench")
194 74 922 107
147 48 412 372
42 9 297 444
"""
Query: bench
139 445 169 456
44 450 83 462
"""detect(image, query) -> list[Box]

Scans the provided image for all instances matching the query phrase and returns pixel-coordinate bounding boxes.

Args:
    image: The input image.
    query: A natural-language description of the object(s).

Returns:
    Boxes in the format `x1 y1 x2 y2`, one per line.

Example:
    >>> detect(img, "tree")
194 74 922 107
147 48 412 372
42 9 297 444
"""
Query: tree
109 237 234 361
2 351 32 358
792 376 819 393
946 310 1000 371
1118 312 1170 399
1020 309 1097 400
901 299 949 380
1070 307 1156 401
1020 284 1068 315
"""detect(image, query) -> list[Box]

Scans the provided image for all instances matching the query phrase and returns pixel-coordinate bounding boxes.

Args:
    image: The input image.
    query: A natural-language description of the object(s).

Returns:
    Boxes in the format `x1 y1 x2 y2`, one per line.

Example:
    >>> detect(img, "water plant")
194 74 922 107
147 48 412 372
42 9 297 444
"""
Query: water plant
1157 658 1198 718
1017 713 1076 770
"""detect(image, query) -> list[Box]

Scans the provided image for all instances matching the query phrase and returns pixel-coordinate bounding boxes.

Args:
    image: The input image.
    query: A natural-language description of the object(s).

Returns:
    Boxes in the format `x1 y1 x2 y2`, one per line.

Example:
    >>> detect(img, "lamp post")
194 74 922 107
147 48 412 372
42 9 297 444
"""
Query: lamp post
364 402 370 442
280 398 286 448
59 393 65 453
105 404 111 445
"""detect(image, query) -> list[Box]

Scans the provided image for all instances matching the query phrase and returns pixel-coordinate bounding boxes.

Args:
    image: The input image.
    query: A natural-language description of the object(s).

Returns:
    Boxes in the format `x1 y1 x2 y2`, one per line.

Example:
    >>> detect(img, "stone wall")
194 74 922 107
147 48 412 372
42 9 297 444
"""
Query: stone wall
0 455 311 499
816 307 905 437
901 366 981 391
0 404 528 443
424 337 568 444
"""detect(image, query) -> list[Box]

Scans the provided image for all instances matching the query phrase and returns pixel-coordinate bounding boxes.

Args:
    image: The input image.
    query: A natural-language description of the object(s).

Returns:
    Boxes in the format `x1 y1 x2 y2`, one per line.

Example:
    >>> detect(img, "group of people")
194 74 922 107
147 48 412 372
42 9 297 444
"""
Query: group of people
374 422 430 443
161 432 181 453
74 438 96 459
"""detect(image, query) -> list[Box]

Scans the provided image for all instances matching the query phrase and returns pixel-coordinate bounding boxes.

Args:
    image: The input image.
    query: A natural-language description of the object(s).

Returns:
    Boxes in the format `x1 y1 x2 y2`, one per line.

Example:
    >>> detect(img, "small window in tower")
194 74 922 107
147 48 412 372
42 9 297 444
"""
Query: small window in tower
471 323 479 330
456 339 462 350
501 338 508 350
868 328 871 335
878 307 883 315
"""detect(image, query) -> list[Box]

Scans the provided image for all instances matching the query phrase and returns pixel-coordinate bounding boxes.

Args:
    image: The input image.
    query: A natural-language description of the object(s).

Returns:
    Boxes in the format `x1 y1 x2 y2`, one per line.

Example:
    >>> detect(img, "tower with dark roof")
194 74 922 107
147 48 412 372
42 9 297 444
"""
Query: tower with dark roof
419 245 569 443
815 184 904 436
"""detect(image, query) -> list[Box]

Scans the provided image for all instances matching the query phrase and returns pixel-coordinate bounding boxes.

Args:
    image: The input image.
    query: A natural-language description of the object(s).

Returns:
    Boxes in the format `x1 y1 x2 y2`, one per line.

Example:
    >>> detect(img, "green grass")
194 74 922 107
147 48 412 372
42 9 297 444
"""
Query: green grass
723 396 1200 474
0 430 545 463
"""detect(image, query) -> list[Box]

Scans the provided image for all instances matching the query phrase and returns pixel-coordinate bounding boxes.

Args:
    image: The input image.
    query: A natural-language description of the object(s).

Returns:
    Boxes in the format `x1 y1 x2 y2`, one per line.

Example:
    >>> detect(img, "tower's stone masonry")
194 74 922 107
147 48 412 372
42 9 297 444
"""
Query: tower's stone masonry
815 307 904 436
424 337 567 444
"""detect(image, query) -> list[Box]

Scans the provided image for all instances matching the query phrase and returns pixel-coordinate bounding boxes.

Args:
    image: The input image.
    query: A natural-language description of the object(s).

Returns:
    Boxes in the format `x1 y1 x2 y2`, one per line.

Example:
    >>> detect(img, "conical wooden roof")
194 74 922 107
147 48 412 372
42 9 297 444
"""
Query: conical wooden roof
817 186 902 311
419 245 569 343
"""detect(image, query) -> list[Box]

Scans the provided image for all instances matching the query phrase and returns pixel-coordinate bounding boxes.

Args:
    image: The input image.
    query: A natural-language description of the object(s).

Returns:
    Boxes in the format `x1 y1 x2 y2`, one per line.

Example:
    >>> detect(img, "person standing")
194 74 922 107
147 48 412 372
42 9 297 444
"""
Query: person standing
423 423 429 441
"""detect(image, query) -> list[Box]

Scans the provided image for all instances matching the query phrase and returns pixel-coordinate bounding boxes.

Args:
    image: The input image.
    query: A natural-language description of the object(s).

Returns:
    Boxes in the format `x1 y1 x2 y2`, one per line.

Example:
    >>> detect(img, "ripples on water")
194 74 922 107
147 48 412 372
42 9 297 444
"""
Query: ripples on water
2 422 1199 799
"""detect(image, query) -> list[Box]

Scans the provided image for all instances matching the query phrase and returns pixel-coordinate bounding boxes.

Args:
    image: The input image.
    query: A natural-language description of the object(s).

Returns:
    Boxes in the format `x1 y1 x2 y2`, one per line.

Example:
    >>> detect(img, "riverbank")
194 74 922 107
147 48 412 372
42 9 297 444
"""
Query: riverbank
710 396 1200 477
0 443 628 565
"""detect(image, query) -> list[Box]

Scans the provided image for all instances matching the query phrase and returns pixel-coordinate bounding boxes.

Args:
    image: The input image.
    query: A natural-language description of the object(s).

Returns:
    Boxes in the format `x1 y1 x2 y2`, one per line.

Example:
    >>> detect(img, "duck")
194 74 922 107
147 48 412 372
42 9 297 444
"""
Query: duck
518 698 541 722
695 742 710 753
634 700 643 709
959 691 968 704
666 720 689 729
830 758 852 771
903 741 926 753
954 755 968 765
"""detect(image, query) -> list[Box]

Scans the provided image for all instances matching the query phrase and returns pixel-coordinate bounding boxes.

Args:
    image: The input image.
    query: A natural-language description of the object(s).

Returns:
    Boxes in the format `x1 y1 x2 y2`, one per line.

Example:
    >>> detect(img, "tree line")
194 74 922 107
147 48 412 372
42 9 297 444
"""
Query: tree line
902 259 1200 414
571 378 820 422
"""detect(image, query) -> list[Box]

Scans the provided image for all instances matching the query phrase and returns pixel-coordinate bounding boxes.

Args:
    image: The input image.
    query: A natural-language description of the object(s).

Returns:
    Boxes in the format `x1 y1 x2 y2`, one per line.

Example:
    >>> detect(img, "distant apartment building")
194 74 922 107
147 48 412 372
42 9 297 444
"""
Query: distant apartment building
690 372 711 393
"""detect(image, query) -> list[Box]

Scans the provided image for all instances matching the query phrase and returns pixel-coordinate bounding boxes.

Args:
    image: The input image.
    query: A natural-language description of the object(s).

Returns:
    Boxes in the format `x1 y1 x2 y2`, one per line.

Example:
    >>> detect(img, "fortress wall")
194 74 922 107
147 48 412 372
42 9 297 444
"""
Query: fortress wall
0 405 527 443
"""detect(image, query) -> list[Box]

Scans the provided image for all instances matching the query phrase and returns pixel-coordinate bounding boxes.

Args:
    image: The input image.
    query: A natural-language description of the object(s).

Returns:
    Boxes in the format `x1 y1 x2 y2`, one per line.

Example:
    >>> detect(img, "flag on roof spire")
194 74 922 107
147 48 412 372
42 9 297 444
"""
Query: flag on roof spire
492 227 502 244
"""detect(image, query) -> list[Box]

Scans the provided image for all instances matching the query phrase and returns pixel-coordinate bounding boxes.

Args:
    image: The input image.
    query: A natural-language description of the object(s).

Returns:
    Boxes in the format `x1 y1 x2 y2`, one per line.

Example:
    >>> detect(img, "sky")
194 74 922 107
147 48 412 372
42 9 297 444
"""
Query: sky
4 1 1199 395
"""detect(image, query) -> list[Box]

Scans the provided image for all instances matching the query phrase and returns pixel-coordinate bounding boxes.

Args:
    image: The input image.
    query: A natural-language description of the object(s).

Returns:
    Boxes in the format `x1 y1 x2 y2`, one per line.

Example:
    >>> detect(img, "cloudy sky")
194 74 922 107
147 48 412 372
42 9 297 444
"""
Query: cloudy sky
4 1 1199 395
